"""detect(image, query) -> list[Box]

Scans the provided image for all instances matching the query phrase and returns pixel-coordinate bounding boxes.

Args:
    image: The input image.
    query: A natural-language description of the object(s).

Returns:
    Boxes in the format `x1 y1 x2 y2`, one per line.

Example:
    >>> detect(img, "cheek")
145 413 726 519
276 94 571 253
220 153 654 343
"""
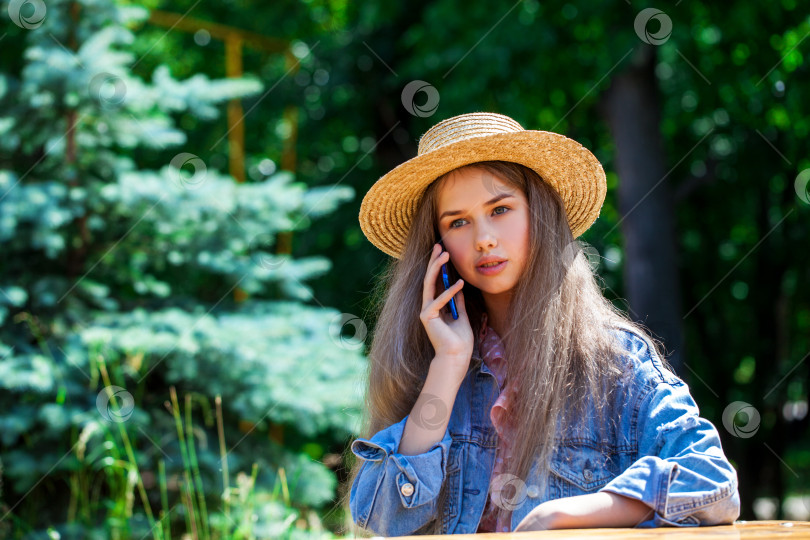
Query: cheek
500 208 527 231
445 243 470 271
454 252 475 275
505 212 530 263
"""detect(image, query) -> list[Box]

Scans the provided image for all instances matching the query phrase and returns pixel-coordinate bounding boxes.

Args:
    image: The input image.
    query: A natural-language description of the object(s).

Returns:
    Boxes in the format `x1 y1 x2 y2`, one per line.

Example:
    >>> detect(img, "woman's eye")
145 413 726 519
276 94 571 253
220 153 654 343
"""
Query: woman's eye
449 206 509 228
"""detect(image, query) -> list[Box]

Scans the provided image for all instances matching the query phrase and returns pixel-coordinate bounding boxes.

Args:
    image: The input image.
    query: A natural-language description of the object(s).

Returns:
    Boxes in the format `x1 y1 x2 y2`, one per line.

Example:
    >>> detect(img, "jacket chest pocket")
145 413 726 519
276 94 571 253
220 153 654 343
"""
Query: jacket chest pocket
549 442 619 497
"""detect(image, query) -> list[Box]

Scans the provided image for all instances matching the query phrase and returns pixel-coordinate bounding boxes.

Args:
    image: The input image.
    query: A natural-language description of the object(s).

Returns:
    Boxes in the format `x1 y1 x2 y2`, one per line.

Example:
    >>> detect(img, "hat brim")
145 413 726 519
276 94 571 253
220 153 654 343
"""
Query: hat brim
359 130 606 259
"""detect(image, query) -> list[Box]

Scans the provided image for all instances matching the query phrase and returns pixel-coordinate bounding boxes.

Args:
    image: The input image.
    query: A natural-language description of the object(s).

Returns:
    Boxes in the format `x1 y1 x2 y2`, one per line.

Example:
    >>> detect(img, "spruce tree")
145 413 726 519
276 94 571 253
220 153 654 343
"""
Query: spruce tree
0 0 364 536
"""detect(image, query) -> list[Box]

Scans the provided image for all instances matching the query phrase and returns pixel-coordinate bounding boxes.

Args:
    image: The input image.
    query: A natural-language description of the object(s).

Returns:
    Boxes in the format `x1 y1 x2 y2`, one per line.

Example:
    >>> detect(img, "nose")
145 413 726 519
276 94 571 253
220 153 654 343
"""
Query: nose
474 224 497 252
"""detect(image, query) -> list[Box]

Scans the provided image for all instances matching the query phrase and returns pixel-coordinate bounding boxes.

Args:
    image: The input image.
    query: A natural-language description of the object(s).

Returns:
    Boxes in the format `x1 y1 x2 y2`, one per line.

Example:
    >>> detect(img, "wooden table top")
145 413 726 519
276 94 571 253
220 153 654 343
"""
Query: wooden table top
379 520 810 539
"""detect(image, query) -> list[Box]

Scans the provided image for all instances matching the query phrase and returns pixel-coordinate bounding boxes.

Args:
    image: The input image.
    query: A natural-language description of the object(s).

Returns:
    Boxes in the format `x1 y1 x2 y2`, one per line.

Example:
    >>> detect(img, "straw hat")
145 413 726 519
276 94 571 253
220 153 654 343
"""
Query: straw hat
358 112 607 259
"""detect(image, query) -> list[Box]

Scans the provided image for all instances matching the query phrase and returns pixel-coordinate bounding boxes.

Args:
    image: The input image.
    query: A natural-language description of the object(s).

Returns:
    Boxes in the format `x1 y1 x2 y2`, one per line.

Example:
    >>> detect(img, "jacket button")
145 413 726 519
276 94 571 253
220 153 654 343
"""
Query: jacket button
526 485 540 498
400 482 415 496
583 469 593 481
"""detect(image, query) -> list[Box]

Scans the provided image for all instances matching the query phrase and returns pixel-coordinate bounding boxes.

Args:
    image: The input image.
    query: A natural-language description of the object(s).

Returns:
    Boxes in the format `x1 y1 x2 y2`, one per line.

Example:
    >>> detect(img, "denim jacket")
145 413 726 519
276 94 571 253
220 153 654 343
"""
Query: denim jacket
349 325 741 536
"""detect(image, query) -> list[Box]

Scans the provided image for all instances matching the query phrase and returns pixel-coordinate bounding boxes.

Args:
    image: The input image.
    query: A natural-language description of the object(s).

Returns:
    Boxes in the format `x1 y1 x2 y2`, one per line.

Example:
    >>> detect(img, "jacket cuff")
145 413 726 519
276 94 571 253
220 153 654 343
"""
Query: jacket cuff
598 455 741 527
598 456 696 526
351 414 453 508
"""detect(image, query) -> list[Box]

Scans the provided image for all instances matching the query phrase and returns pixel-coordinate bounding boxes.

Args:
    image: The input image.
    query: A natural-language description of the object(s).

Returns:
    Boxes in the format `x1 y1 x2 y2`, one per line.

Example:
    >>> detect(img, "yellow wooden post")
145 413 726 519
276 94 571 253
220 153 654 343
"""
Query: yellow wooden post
275 51 301 257
225 34 246 184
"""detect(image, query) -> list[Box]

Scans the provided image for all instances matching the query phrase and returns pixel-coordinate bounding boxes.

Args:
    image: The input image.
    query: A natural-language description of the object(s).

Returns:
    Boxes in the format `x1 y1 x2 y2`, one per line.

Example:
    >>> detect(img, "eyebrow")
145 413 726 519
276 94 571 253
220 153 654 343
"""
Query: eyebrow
438 193 515 221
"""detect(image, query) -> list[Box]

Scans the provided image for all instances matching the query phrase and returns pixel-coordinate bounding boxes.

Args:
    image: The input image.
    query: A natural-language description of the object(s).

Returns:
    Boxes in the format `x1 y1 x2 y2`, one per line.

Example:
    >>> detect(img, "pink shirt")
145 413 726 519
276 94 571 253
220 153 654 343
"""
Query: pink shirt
475 313 518 533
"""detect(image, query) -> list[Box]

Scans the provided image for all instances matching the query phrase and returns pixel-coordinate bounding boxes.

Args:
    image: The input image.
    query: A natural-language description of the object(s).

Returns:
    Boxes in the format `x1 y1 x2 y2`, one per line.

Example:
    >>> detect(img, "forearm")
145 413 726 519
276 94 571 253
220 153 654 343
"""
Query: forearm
547 492 654 529
515 492 654 531
397 357 463 455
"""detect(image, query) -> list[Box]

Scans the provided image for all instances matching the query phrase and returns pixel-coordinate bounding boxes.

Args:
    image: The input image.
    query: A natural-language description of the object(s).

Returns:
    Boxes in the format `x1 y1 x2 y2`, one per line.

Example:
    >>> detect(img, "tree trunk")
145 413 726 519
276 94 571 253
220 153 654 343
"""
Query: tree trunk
598 44 685 374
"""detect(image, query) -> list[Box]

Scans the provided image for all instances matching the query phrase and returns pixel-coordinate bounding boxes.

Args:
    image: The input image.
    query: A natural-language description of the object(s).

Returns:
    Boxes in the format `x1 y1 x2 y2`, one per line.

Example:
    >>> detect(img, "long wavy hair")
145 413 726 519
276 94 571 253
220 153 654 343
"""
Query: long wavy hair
339 160 671 536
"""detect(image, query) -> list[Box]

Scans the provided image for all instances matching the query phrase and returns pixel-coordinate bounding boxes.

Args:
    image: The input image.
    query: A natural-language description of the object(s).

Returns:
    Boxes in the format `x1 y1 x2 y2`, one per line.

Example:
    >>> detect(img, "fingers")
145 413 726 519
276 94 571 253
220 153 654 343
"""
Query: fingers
422 243 469 325
422 244 439 308
432 277 463 316
422 243 450 310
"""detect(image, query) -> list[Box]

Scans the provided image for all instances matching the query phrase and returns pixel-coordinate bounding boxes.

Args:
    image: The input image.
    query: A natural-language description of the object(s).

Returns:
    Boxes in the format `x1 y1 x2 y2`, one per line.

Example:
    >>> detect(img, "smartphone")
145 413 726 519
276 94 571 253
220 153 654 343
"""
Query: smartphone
438 240 459 320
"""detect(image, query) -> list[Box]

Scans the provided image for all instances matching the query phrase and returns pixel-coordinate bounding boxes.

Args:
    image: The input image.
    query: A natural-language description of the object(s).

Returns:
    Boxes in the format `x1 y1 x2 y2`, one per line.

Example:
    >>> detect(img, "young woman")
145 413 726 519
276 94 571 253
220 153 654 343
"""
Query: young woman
343 112 740 535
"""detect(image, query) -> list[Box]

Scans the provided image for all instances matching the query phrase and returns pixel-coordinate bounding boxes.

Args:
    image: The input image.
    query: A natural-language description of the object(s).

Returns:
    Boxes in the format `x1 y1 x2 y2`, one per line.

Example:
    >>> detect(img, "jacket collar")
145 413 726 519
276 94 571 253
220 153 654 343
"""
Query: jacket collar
471 335 496 378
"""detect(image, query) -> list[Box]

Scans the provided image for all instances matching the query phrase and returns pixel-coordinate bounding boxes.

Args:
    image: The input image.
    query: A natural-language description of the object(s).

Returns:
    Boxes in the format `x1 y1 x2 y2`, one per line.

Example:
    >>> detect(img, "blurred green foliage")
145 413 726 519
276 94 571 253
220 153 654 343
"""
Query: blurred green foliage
0 0 364 537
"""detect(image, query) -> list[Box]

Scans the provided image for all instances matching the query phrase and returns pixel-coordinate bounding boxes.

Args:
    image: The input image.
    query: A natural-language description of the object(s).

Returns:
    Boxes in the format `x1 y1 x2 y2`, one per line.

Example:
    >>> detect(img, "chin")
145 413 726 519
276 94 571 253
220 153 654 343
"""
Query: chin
475 279 515 295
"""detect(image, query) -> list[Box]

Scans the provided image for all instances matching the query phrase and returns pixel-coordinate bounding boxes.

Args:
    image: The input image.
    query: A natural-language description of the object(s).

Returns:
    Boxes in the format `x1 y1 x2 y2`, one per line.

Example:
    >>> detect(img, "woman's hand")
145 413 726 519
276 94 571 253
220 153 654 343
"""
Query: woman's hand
420 243 474 370
513 500 561 532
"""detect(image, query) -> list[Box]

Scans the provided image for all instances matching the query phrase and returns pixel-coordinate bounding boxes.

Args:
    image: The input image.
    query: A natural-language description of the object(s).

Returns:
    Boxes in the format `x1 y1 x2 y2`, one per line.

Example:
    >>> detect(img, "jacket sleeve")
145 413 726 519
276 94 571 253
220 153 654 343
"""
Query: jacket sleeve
349 413 454 536
598 375 741 527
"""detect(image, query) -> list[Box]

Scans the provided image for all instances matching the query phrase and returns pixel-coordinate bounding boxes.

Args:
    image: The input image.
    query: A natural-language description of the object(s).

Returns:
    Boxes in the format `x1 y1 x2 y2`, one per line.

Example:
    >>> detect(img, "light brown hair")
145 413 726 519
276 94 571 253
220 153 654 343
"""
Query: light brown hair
339 161 670 535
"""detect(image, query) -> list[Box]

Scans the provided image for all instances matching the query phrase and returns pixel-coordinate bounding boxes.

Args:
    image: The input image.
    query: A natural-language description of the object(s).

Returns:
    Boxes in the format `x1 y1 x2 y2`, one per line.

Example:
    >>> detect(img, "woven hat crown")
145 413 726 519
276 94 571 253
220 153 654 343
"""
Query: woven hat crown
417 113 525 155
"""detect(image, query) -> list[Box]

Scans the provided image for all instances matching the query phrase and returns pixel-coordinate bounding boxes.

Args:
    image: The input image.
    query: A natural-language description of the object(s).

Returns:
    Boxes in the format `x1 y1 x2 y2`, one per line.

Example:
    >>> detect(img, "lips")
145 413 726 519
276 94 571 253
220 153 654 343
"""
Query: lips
476 256 508 268
476 260 507 275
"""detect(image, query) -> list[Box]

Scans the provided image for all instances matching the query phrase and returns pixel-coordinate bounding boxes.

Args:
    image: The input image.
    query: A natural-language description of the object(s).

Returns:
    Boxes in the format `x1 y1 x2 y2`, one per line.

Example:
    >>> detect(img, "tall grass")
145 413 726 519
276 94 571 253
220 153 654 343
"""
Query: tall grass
60 351 331 539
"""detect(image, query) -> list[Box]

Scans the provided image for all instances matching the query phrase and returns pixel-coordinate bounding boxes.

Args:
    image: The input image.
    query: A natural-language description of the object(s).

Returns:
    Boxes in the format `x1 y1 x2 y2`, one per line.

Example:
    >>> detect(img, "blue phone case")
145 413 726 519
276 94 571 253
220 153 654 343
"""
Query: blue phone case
439 241 459 320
